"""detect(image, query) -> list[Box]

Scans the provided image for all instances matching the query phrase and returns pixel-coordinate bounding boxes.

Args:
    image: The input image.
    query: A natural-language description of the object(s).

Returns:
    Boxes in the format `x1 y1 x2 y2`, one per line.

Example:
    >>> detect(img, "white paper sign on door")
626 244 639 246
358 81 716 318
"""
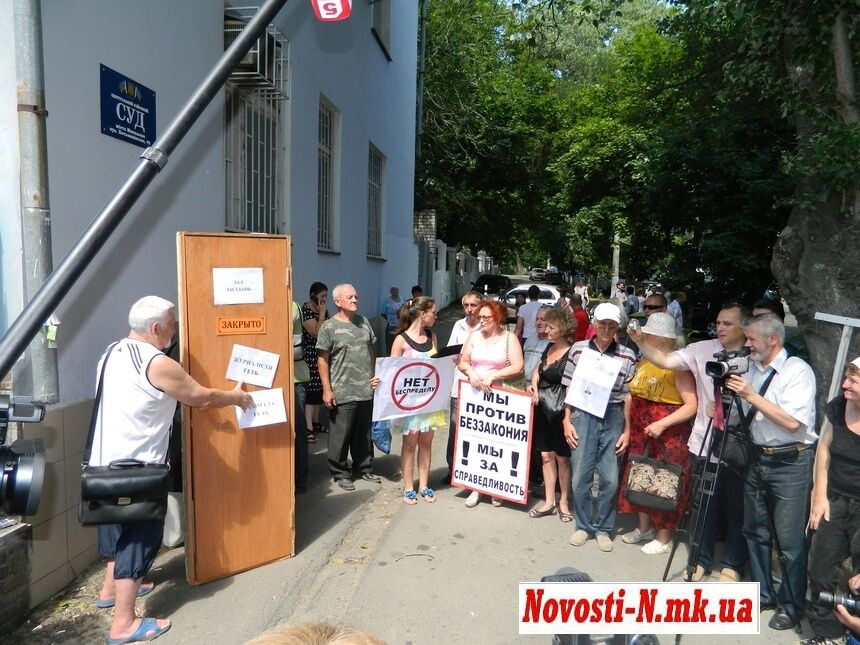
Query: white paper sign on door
235 388 287 429
564 348 623 418
212 267 265 305
226 344 280 389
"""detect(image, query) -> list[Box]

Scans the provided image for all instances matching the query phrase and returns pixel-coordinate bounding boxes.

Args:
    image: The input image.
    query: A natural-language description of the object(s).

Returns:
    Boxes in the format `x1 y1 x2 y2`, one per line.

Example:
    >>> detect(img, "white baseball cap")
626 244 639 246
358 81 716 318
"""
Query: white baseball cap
593 302 621 324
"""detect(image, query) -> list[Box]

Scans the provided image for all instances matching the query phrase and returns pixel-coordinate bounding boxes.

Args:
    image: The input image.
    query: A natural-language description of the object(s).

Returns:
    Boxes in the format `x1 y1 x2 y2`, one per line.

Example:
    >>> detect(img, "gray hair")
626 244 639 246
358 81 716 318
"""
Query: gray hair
128 296 174 333
744 312 785 345
331 284 354 302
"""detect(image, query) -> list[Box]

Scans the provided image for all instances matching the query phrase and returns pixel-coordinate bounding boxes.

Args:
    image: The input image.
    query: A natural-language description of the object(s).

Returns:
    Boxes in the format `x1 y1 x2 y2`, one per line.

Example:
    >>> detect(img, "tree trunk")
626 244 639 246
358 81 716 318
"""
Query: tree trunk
773 9 860 404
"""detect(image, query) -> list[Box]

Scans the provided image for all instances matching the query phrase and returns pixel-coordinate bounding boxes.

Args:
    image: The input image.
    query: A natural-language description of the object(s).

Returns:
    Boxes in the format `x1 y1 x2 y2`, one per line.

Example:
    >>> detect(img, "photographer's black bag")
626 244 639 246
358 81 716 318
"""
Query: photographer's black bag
78 343 170 526
712 370 777 472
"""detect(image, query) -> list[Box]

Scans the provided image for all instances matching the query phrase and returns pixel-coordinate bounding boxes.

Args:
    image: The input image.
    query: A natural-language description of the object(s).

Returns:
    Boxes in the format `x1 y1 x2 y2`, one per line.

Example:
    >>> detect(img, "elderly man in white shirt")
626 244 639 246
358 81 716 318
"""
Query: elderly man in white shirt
724 313 816 632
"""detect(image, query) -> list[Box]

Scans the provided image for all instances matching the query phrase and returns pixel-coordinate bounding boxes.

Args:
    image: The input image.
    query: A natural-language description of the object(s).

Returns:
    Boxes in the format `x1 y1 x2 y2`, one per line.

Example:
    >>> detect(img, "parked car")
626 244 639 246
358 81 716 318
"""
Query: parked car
500 284 561 322
472 274 512 297
528 267 546 281
544 266 563 285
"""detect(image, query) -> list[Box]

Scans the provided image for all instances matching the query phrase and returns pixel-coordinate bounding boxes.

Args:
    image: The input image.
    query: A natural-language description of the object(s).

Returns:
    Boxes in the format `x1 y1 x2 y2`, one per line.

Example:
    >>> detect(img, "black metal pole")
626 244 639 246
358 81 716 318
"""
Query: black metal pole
0 0 290 381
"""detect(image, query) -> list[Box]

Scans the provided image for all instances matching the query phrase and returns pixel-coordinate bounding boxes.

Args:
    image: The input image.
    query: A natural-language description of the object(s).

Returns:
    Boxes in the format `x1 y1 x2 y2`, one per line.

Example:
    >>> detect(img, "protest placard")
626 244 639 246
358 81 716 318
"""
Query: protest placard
372 356 457 421
565 347 623 418
452 382 533 504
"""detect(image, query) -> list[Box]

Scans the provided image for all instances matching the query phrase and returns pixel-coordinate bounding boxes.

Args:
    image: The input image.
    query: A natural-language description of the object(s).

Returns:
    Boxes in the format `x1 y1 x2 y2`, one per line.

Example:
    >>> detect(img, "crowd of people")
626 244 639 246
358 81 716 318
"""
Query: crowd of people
95 279 860 645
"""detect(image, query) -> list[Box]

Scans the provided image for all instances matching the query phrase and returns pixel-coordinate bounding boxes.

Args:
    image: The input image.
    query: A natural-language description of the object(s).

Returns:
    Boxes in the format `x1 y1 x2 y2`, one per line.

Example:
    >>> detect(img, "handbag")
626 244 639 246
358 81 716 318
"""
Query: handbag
711 370 776 472
501 332 526 391
624 441 684 511
79 343 170 526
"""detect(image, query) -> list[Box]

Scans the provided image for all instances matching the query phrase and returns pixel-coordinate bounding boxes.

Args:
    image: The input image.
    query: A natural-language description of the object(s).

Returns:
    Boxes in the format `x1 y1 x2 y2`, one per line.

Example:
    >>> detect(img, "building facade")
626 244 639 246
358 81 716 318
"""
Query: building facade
0 0 418 609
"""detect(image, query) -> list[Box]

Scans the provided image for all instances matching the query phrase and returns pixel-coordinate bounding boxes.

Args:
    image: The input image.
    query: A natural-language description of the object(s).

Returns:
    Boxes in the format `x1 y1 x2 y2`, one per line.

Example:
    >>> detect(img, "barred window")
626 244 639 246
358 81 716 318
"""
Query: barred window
223 10 288 234
318 98 339 250
367 144 385 258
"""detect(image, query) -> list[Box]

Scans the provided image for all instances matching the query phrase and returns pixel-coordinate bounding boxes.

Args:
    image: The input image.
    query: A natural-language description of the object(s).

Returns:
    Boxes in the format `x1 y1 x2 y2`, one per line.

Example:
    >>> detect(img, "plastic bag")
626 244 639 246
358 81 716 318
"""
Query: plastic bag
372 420 391 454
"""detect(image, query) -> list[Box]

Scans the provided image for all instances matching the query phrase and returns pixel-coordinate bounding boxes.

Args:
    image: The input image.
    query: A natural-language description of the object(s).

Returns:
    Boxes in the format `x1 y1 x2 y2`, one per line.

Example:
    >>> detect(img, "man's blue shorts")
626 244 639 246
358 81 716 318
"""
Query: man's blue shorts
98 521 164 580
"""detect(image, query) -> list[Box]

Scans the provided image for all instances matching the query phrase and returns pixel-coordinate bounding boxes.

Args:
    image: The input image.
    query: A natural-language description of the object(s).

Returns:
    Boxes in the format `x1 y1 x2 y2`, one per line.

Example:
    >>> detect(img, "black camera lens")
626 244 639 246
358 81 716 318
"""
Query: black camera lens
1 439 46 516
819 591 860 616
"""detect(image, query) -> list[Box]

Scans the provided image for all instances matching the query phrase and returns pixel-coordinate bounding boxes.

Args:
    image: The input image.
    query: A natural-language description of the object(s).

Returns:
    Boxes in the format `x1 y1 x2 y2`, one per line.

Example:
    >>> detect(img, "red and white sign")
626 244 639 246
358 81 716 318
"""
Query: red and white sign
311 0 352 22
372 356 456 421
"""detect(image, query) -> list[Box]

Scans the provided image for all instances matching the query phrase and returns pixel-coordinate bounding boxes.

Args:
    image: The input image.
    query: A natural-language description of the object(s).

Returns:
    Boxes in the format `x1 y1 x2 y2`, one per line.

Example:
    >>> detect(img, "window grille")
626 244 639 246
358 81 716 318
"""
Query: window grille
223 7 288 234
318 99 338 250
367 144 385 257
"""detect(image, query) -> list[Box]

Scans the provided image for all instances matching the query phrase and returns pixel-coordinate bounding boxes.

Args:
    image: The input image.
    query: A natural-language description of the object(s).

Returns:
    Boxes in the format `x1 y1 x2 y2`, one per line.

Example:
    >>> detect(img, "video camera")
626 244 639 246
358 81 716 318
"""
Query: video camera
819 591 860 617
705 348 750 380
0 397 47 516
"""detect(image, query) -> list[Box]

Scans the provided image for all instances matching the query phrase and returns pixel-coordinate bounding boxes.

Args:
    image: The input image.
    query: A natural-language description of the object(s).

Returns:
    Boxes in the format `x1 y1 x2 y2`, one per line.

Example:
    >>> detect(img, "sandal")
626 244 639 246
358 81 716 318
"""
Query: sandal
528 505 557 518
491 497 502 507
306 432 317 444
419 488 436 503
403 490 418 505
314 423 328 434
558 509 573 523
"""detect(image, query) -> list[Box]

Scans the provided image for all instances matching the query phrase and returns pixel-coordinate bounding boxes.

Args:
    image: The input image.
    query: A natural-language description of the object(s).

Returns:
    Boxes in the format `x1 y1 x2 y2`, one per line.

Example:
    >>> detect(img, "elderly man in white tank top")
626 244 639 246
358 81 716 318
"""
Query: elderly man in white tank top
94 296 252 645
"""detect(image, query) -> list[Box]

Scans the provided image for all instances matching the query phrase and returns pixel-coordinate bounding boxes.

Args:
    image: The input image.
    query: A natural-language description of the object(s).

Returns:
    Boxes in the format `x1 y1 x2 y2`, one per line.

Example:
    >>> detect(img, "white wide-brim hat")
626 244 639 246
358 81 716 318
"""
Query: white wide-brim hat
641 312 678 339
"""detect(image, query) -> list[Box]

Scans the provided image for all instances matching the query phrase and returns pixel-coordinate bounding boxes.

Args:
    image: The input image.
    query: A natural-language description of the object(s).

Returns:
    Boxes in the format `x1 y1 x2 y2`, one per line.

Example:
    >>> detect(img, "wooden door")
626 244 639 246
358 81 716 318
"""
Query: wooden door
176 232 294 584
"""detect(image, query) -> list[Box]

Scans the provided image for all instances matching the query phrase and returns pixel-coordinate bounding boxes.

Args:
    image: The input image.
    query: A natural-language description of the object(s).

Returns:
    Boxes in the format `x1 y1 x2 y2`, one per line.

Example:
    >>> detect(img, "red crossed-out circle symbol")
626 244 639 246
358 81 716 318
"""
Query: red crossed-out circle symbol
390 362 441 411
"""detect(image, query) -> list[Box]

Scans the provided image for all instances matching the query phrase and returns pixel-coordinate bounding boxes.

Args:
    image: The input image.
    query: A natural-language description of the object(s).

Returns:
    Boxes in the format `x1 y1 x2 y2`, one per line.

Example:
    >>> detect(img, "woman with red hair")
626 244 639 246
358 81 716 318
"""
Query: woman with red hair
458 300 524 508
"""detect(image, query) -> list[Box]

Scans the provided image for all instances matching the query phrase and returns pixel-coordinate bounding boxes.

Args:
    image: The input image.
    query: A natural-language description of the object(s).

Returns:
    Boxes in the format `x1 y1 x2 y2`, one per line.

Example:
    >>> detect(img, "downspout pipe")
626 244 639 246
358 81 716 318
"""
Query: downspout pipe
14 0 58 405
415 0 429 158
0 0 290 382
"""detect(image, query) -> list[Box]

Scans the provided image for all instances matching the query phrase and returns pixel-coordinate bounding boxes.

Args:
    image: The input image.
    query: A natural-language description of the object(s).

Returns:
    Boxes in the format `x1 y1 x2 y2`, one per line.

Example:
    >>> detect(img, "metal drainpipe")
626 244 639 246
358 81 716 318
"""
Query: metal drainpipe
415 0 429 158
14 0 58 405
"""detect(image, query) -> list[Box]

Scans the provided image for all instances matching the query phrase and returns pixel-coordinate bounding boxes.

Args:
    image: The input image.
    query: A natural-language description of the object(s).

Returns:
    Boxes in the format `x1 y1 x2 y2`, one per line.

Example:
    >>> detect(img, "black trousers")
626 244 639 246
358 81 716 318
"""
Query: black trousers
808 492 860 638
327 400 374 480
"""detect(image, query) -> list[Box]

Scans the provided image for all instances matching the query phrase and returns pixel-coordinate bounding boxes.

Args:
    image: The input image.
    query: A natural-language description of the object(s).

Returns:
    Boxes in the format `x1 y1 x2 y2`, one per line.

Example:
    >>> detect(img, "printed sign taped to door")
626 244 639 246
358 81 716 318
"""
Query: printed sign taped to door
452 382 533 504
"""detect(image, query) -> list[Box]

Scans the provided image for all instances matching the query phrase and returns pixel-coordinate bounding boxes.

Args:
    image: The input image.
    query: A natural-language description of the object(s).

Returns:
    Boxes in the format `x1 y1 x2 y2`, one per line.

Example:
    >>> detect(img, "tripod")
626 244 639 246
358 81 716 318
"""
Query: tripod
662 382 741 585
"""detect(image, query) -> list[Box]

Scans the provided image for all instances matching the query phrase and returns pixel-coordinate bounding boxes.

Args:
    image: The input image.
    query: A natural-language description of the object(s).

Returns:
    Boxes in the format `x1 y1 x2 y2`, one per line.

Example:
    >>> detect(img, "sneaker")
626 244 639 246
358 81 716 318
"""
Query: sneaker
641 539 671 555
465 491 480 508
336 479 355 491
596 534 614 552
796 636 847 645
621 527 656 544
684 564 706 582
569 529 589 547
719 567 741 582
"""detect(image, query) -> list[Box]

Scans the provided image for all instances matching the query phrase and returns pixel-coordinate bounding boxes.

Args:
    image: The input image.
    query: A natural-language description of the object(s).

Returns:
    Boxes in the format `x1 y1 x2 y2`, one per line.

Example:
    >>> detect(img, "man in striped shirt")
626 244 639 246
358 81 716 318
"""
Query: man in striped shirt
561 302 638 552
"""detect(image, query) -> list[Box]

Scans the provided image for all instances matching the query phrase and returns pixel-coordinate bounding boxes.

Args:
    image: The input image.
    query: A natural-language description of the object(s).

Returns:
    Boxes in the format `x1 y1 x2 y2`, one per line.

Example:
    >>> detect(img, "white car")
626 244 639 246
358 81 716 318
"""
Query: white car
500 284 562 321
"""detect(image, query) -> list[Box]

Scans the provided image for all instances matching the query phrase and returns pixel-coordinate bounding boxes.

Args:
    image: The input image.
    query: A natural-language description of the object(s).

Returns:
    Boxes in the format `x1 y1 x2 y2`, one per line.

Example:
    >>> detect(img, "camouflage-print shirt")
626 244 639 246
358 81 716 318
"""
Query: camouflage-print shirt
316 314 376 403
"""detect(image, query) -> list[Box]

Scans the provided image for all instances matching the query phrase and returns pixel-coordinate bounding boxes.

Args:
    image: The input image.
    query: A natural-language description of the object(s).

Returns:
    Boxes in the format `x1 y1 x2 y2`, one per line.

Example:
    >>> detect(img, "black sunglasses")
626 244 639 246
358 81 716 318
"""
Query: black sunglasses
643 304 665 310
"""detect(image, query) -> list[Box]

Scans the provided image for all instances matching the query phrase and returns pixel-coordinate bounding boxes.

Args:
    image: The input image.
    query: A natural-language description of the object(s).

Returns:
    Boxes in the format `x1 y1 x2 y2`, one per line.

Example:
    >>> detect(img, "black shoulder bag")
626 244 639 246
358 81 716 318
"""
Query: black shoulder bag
79 343 170 526
712 370 777 473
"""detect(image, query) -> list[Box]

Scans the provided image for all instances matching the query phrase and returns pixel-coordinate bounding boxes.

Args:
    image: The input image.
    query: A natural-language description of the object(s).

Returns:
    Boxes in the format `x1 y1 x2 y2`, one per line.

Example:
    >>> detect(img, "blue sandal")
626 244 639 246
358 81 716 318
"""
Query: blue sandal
419 488 436 503
403 490 418 505
95 583 154 609
105 617 171 644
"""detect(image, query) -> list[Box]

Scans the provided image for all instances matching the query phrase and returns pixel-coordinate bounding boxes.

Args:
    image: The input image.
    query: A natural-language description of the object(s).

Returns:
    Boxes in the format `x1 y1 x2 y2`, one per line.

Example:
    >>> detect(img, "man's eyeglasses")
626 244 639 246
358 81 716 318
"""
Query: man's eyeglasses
643 304 665 311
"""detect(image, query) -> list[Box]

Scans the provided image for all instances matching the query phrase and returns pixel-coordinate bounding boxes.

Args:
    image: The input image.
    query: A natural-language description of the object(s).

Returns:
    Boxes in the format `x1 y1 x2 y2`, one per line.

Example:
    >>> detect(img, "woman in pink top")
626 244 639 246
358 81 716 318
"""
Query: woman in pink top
458 300 524 508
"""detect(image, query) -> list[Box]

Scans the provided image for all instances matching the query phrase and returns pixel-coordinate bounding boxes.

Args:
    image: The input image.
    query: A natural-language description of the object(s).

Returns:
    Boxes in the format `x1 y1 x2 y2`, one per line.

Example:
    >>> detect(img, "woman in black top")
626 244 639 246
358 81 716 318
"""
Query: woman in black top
806 357 860 643
526 307 574 522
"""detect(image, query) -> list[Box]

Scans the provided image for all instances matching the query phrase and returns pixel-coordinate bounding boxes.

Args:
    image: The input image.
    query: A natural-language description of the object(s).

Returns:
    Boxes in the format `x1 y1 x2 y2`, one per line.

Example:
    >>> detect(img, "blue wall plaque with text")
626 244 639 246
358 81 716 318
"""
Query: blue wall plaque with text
100 64 156 148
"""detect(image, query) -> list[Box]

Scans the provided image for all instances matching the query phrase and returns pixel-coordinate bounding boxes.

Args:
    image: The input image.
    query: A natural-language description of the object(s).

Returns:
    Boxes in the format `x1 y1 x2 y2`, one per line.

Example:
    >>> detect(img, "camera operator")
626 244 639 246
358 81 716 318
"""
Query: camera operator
803 357 860 644
724 313 816 631
630 303 751 583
